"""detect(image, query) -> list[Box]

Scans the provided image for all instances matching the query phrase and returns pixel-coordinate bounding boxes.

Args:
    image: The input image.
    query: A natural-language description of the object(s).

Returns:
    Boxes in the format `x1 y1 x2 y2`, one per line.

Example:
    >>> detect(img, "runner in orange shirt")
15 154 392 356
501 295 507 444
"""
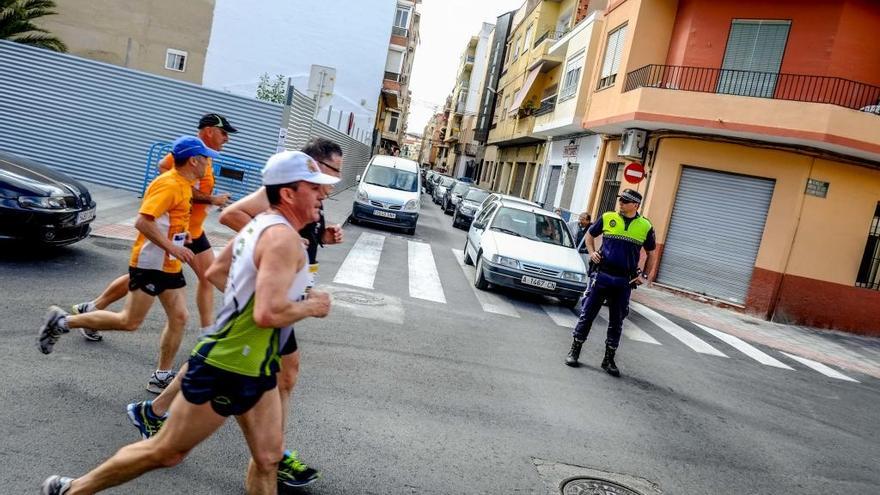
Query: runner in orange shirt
71 114 235 361
38 136 217 393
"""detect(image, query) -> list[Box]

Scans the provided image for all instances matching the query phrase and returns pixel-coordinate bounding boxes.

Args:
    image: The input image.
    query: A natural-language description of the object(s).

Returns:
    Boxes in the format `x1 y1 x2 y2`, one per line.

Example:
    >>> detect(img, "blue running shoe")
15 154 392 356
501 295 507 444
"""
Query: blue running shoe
127 400 166 439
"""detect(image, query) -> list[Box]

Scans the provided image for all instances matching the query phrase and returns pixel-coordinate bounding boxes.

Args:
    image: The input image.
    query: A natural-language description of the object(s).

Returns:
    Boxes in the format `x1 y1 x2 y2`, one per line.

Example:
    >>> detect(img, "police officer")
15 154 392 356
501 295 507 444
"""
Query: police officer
565 188 657 376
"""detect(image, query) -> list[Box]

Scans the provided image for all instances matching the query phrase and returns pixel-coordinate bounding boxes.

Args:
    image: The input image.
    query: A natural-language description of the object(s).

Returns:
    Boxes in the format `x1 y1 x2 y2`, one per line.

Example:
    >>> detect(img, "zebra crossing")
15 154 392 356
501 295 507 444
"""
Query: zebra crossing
329 232 861 383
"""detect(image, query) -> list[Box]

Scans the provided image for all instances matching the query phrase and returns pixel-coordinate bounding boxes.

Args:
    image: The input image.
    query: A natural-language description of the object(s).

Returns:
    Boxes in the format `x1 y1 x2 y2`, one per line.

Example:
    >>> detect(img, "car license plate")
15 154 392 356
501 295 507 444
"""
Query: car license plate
522 275 556 290
373 210 396 219
76 208 96 224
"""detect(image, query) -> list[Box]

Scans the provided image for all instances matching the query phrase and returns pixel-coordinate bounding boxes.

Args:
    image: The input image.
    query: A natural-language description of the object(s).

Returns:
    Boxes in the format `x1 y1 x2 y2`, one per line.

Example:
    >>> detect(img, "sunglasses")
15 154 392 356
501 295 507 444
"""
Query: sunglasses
318 160 341 174
618 198 636 205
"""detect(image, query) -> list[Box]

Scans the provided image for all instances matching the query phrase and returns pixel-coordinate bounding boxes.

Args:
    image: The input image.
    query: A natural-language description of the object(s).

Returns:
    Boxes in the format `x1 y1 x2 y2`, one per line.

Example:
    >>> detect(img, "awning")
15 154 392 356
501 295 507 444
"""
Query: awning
508 66 541 117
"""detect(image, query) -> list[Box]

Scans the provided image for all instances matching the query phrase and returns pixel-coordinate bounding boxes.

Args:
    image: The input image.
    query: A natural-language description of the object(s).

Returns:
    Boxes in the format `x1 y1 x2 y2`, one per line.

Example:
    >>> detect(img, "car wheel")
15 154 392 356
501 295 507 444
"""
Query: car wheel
348 215 358 225
474 255 488 290
404 226 415 235
452 212 459 228
463 239 473 265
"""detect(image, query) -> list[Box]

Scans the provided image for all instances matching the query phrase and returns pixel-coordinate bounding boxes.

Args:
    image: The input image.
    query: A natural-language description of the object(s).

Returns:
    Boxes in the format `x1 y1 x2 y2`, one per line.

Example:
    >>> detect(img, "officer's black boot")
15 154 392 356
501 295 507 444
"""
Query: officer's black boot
565 338 584 367
601 345 620 377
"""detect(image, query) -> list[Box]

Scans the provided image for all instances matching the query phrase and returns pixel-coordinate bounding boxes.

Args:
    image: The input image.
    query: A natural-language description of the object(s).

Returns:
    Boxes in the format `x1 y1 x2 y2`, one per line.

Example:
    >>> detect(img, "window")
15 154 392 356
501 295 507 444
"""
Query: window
392 6 410 36
717 20 791 98
560 50 585 100
501 94 510 121
856 202 880 290
523 24 533 52
557 10 572 35
165 49 187 72
388 111 400 133
597 25 627 90
385 48 405 75
512 36 521 60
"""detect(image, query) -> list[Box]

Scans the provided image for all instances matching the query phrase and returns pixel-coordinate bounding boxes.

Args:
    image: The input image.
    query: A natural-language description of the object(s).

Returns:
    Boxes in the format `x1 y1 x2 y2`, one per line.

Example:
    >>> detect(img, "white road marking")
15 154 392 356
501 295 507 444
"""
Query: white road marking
693 323 794 369
408 241 446 303
333 232 385 289
541 304 578 327
780 352 859 382
451 249 520 318
630 302 727 357
594 307 663 345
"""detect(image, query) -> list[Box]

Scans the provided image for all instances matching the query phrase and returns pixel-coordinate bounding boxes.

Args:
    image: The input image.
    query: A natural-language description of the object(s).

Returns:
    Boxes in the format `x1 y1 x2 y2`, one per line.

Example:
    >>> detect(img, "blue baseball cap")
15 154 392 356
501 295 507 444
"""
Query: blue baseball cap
171 136 220 161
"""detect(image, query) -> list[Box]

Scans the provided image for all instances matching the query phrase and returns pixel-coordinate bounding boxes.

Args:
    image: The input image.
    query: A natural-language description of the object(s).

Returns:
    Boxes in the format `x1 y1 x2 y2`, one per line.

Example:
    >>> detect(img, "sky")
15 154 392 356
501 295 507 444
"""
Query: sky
407 0 525 135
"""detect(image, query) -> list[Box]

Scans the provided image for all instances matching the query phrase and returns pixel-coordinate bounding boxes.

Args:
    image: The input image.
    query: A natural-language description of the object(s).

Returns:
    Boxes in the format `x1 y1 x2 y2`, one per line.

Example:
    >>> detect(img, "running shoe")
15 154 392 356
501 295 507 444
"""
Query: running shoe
37 306 69 355
127 400 166 439
146 371 176 394
277 450 320 488
71 302 102 342
40 475 73 495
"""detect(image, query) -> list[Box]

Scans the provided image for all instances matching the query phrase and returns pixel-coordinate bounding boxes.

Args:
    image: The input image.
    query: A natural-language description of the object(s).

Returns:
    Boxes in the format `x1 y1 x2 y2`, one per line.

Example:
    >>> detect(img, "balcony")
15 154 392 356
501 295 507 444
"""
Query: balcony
392 26 408 37
532 30 567 48
626 64 880 114
528 35 563 73
534 94 557 116
384 71 400 82
583 64 880 162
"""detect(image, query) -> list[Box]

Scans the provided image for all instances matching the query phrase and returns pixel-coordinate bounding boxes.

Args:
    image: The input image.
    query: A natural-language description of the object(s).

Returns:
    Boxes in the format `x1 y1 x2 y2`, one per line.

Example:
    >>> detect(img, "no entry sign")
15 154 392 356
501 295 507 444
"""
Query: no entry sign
624 162 645 184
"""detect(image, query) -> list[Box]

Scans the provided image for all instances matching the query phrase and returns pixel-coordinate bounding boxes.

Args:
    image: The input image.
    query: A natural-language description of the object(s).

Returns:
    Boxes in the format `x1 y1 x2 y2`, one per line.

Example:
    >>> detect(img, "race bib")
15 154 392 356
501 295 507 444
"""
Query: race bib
305 263 320 293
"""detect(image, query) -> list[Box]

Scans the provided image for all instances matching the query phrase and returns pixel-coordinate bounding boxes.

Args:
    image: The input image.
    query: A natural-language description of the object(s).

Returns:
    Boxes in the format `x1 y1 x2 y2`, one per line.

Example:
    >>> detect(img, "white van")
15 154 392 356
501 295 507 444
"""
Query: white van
350 155 421 235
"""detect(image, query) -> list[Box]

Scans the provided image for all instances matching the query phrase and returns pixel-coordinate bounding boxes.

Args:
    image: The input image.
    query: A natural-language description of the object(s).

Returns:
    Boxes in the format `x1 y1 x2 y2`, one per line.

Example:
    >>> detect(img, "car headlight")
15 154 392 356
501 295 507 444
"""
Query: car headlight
492 254 520 269
18 195 67 210
403 199 419 212
563 272 586 282
356 189 369 204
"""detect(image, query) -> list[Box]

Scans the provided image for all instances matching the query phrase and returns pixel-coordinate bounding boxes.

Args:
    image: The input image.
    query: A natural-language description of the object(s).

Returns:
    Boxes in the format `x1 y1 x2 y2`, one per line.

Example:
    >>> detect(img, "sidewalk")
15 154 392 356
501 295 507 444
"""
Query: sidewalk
86 182 880 380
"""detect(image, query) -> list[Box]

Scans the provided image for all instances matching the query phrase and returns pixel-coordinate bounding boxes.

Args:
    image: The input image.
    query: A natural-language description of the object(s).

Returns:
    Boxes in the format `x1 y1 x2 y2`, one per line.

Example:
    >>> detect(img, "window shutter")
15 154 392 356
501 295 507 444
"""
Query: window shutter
600 26 627 79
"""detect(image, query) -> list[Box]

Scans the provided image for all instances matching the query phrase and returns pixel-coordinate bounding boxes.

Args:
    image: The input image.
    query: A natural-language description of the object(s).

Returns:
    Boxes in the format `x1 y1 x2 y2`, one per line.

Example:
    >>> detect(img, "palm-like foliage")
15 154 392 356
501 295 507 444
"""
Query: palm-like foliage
0 0 67 52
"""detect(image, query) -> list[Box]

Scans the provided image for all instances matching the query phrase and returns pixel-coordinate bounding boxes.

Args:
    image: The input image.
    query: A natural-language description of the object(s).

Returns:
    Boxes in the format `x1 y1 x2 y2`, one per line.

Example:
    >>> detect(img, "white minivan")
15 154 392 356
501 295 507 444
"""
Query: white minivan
350 155 421 235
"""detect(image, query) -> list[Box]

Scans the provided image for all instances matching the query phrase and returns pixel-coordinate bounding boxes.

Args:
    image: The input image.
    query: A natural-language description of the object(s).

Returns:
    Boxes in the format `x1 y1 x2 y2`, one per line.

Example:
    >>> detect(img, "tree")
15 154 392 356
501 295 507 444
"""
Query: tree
0 0 67 52
255 73 287 104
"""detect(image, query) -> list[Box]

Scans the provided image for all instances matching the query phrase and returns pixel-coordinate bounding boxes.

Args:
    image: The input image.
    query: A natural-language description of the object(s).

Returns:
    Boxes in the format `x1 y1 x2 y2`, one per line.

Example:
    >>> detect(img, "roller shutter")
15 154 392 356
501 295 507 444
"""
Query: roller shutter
657 166 775 304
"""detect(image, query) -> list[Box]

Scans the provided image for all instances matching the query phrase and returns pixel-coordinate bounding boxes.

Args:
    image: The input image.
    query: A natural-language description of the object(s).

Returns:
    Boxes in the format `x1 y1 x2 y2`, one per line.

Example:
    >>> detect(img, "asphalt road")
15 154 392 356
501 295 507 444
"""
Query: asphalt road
1 195 878 494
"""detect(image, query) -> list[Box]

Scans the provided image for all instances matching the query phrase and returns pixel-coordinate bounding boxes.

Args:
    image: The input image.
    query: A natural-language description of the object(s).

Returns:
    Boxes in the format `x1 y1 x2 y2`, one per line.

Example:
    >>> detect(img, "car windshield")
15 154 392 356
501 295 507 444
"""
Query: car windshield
440 177 455 187
464 188 490 203
364 165 418 192
490 207 573 247
452 182 470 195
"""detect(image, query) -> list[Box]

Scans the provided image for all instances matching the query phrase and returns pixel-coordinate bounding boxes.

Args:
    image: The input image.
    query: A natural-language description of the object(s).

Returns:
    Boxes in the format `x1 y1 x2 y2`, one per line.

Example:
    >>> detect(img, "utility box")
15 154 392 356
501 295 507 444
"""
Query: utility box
618 128 647 162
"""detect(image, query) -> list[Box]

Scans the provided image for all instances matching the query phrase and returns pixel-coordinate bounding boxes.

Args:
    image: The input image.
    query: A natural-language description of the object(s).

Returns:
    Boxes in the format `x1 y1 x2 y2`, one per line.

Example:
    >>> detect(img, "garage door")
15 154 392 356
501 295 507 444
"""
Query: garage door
657 166 775 304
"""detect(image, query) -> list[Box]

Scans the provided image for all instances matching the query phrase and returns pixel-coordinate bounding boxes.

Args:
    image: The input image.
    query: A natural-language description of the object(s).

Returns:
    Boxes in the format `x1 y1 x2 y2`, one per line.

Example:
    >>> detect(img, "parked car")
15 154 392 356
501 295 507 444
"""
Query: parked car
424 171 435 195
474 192 540 220
443 180 471 215
432 176 454 205
0 149 97 246
463 199 588 306
350 155 421 235
452 187 490 230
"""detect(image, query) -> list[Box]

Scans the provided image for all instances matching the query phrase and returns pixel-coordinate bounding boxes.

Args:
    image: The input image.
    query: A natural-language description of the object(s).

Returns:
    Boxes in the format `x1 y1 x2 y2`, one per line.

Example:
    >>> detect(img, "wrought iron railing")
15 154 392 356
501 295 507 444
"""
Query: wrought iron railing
392 26 408 37
624 64 880 113
533 29 569 48
534 94 557 116
384 71 400 82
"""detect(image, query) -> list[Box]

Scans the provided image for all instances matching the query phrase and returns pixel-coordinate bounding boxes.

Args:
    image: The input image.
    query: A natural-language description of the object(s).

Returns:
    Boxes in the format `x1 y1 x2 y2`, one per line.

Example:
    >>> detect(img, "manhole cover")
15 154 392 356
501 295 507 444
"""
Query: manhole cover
334 291 386 306
561 477 643 495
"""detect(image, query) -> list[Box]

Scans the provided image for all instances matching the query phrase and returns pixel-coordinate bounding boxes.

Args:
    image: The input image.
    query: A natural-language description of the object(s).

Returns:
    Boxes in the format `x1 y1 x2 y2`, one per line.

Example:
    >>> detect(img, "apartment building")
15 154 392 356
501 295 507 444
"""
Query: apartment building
35 0 214 84
582 0 880 333
482 0 580 201
440 24 494 179
375 1 422 155
420 112 447 168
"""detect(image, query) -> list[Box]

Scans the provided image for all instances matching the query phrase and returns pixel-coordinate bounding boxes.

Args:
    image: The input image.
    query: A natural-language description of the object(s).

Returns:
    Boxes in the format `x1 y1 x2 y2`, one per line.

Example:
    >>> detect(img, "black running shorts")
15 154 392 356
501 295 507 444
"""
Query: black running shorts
181 357 277 417
184 232 212 255
128 267 186 296
279 327 298 355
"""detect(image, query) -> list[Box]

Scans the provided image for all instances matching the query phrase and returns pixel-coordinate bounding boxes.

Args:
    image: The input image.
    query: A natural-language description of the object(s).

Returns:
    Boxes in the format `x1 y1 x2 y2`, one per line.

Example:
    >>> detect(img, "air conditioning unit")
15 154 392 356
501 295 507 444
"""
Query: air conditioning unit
619 129 647 161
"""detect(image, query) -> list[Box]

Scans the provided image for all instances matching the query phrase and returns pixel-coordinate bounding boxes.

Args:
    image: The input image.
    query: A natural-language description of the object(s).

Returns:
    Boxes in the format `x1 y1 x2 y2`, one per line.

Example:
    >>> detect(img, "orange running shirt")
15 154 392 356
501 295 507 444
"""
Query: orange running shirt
158 153 214 238
129 168 194 273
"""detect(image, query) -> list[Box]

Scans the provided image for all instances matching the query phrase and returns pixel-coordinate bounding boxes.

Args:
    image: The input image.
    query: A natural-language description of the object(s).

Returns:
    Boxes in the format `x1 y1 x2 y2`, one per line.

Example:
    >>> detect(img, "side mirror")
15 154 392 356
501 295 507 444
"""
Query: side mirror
356 174 361 182
473 221 485 230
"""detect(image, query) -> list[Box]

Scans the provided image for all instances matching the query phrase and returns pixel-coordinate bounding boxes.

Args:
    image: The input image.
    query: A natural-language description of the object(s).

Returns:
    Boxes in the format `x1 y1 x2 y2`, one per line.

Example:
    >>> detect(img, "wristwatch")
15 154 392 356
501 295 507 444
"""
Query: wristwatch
640 272 649 280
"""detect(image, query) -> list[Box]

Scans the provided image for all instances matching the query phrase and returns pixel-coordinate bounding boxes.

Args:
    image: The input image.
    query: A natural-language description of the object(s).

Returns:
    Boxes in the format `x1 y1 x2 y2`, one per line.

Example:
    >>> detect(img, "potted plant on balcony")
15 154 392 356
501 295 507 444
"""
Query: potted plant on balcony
518 98 538 118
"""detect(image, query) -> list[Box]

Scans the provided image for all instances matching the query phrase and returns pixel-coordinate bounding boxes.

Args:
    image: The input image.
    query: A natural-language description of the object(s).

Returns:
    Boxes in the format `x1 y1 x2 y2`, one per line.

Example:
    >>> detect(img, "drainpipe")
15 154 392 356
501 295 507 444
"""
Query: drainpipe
586 135 609 218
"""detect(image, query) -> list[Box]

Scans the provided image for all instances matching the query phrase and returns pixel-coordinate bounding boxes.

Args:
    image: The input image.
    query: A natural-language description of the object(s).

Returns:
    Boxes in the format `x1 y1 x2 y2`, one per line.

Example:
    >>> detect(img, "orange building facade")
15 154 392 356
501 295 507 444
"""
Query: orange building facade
582 0 880 334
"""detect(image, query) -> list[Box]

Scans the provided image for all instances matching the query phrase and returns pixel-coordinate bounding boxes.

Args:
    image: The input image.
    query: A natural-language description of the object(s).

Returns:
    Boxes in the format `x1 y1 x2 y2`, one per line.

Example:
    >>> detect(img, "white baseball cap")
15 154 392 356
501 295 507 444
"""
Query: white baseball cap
262 150 341 186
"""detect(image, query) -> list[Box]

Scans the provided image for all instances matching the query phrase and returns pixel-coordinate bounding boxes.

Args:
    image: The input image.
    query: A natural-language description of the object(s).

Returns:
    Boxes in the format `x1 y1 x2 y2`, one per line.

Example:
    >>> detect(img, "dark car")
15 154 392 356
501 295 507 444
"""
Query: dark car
0 150 97 246
433 176 454 205
424 171 436 196
443 180 471 215
452 187 490 229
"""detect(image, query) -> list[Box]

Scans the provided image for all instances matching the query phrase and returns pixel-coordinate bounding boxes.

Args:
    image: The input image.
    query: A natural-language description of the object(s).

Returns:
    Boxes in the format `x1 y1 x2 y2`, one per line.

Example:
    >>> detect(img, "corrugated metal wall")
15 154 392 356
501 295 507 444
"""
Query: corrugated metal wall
284 88 371 191
0 40 284 192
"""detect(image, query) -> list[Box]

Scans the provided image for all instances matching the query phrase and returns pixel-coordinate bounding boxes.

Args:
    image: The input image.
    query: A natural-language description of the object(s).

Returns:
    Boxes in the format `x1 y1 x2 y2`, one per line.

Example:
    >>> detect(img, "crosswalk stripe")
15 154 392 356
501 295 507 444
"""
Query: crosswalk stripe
541 304 577 327
692 323 794 369
408 241 446 303
451 249 520 318
595 307 663 345
779 352 859 382
333 232 385 289
630 302 727 357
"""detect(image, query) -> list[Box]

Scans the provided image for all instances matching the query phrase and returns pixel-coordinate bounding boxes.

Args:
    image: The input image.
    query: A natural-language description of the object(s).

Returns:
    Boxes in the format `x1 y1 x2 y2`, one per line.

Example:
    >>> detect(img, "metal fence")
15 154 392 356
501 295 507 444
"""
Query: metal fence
624 64 880 112
141 143 263 201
